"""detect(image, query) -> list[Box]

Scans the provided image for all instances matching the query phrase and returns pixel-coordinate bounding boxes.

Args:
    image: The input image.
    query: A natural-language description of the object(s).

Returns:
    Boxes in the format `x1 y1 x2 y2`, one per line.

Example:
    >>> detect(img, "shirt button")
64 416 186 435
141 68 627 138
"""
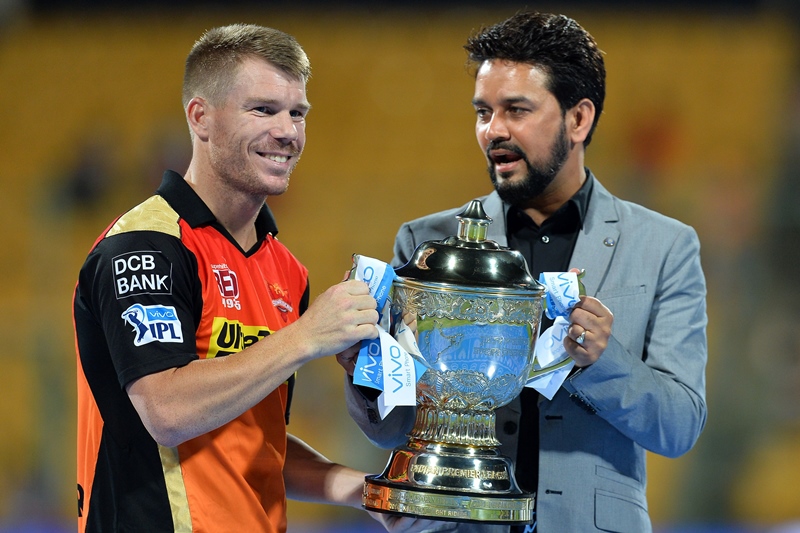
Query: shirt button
541 235 550 243
503 421 518 434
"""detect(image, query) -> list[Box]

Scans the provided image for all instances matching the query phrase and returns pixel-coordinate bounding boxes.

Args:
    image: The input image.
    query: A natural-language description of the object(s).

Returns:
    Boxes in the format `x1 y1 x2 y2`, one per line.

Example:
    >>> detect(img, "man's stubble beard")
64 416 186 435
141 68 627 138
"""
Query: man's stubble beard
209 139 301 198
488 119 569 206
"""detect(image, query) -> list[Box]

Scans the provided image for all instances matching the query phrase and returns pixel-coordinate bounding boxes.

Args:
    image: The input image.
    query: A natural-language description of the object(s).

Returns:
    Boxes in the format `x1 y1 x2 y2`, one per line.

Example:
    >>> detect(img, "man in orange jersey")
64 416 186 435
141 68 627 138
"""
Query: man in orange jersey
73 23 435 533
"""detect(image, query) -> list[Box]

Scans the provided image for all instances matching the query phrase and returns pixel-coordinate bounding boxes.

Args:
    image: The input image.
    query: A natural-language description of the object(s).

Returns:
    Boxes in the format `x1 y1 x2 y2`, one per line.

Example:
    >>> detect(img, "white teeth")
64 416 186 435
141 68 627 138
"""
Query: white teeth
266 154 288 163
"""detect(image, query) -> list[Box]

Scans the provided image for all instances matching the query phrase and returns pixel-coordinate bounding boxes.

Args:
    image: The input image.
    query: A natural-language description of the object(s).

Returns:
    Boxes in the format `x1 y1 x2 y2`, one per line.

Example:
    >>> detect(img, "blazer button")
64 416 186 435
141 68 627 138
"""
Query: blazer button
503 421 518 434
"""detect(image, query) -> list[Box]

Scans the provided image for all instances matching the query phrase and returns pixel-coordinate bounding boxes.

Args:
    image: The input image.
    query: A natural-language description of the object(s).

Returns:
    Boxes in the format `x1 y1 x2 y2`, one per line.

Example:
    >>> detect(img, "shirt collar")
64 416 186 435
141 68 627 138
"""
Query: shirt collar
505 169 594 230
156 169 280 238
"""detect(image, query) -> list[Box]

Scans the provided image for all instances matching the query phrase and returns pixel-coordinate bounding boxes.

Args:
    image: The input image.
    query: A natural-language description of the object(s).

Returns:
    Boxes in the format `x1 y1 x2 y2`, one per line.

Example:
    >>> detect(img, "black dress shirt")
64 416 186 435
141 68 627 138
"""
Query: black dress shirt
506 175 592 494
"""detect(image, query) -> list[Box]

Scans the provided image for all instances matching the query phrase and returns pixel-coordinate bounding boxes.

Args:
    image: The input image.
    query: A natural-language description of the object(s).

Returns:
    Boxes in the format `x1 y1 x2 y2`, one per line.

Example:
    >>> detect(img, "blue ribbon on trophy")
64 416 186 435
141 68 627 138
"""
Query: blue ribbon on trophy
350 255 428 418
349 255 584 412
524 271 583 399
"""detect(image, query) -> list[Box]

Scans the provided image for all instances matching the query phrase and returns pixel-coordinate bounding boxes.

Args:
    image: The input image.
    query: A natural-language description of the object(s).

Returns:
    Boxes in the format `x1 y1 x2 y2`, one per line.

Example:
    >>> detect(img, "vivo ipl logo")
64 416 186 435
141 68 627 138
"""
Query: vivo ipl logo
546 321 568 351
361 266 385 308
362 266 375 286
360 263 393 313
543 271 580 319
555 272 578 300
387 345 406 394
121 304 184 346
358 338 382 388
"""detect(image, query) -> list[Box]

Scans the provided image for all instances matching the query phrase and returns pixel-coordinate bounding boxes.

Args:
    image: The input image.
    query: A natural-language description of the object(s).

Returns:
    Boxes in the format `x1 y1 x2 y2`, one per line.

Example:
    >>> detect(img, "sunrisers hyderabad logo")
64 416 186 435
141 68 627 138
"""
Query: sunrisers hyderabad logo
268 282 294 322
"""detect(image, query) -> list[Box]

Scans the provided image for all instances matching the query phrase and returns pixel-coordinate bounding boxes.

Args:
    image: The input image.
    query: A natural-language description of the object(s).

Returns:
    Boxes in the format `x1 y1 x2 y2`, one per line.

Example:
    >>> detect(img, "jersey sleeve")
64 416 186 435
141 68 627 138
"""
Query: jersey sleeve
76 228 203 388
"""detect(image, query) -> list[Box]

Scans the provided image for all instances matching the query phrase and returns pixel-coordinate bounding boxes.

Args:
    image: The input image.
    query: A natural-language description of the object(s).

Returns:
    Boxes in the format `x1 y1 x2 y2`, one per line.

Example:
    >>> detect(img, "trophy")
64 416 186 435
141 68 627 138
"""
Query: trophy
363 200 547 524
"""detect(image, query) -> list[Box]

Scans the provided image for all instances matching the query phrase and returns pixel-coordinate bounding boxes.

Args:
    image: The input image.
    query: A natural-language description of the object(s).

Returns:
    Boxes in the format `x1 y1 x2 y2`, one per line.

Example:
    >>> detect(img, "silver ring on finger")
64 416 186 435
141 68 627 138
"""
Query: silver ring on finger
576 330 587 345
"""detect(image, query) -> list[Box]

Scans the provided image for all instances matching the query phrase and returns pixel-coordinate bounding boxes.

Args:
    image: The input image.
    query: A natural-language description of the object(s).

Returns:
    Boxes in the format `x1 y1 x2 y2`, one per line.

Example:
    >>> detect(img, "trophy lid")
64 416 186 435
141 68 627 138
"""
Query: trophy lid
394 200 544 292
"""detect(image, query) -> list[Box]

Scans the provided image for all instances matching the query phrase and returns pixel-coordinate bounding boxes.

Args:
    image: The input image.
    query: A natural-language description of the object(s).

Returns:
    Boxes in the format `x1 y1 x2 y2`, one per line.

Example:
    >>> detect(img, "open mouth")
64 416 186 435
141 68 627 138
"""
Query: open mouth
490 150 522 165
257 152 290 164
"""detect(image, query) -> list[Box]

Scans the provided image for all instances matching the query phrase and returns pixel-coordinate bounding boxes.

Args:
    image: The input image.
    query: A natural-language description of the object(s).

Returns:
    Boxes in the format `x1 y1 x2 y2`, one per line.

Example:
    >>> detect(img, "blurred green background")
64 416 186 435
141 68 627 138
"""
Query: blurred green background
1 1 799 531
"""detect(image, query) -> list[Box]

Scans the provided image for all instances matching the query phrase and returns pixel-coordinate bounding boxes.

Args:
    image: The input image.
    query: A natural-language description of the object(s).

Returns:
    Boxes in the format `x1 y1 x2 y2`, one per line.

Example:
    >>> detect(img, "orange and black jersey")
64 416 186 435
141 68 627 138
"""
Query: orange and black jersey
74 170 309 532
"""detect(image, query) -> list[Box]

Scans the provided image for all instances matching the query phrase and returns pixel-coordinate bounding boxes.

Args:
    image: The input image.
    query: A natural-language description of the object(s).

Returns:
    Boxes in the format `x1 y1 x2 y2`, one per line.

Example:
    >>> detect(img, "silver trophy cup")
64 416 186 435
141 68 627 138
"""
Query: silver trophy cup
363 200 547 524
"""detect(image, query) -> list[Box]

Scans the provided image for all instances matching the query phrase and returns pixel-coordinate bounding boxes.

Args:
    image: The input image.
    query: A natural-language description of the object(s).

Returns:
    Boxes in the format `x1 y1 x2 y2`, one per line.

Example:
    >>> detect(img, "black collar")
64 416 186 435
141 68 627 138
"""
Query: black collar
156 170 280 241
505 169 594 231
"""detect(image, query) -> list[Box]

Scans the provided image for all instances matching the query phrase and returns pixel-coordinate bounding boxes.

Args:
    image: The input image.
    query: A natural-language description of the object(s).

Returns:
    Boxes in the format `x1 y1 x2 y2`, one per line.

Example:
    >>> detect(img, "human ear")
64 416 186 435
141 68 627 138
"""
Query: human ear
568 98 596 145
186 97 210 142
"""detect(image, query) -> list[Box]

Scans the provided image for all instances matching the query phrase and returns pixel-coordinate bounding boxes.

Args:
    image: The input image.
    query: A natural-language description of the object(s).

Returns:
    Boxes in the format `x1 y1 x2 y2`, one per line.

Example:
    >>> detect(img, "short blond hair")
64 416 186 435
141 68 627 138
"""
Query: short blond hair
182 23 311 109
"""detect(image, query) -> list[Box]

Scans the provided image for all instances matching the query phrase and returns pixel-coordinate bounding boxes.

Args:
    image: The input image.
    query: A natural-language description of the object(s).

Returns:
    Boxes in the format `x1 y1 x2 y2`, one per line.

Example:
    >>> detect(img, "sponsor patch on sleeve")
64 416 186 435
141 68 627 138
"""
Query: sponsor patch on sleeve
121 303 184 346
112 251 173 299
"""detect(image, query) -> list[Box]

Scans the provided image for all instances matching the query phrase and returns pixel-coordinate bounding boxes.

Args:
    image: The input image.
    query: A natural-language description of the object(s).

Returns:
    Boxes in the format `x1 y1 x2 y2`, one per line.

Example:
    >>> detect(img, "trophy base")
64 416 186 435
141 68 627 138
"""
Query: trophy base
363 475 535 524
362 441 534 524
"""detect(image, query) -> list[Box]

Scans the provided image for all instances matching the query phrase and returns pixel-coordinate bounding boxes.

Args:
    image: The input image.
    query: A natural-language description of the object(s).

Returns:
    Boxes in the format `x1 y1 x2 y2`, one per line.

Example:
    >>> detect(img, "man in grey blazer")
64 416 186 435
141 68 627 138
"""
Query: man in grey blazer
340 11 708 533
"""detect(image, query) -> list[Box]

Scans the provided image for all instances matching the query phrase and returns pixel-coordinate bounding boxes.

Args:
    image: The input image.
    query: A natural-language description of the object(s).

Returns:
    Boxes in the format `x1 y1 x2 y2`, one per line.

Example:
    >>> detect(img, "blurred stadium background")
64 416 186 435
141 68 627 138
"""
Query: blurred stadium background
1 0 799 531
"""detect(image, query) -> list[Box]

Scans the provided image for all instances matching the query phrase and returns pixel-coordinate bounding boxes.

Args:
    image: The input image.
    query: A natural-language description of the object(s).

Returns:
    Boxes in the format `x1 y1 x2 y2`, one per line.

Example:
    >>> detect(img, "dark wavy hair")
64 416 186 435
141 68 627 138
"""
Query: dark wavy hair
465 12 606 146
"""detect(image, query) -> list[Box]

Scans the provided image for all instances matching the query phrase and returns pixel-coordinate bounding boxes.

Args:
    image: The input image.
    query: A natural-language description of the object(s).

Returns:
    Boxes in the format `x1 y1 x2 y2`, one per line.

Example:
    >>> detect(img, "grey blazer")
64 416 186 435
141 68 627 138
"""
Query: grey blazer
345 173 708 533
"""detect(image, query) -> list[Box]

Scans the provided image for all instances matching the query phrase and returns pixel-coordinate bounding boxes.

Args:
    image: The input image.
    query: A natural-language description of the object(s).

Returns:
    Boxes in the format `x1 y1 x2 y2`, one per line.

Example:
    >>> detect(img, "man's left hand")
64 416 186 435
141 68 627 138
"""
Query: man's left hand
565 295 613 368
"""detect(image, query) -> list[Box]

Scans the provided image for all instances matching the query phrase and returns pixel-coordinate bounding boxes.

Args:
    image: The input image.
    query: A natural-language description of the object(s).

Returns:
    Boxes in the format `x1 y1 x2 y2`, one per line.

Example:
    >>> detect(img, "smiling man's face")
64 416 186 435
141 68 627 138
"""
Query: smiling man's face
206 56 310 198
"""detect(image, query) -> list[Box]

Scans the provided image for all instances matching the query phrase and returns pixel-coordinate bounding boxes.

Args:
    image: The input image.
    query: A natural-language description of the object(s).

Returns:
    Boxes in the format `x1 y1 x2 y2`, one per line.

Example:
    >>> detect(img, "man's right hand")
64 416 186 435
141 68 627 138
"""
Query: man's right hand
336 344 360 377
297 280 379 360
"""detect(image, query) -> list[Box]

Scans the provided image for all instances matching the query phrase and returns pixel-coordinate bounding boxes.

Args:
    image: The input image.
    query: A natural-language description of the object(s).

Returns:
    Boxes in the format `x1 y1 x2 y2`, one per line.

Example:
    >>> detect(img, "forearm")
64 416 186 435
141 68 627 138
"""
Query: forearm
284 434 364 508
565 232 708 457
127 324 314 447
128 280 379 447
566 333 707 457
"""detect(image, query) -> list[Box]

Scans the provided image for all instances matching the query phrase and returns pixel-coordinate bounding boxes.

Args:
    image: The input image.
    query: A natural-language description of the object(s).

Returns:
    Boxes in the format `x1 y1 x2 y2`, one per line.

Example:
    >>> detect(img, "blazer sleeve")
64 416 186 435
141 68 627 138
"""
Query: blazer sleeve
392 221 418 268
563 224 708 458
342 221 420 448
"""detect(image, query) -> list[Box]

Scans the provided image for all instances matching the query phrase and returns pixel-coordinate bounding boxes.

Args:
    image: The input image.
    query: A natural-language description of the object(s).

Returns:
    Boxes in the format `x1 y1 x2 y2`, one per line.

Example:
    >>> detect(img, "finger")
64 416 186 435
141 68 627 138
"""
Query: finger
572 296 612 320
356 295 379 311
335 352 356 375
359 323 379 339
340 279 371 295
568 307 599 336
564 317 591 350
355 308 379 326
568 322 586 338
334 295 377 316
336 344 360 362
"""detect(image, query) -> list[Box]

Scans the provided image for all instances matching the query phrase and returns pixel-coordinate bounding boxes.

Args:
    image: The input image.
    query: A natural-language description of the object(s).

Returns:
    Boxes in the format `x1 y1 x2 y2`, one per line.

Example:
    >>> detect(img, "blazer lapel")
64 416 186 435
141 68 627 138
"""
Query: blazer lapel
569 176 620 297
480 179 619 297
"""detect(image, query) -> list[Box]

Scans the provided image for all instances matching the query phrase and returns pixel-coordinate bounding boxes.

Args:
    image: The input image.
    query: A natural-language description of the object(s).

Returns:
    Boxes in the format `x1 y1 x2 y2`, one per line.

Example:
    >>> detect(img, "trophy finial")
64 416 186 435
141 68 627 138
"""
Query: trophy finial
456 200 493 243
